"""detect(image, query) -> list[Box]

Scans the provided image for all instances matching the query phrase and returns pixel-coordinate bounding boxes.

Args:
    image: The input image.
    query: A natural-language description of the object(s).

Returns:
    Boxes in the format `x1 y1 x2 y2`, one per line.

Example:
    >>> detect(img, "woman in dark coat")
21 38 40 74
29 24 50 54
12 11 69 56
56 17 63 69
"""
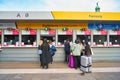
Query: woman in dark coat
84 42 92 57
41 39 51 69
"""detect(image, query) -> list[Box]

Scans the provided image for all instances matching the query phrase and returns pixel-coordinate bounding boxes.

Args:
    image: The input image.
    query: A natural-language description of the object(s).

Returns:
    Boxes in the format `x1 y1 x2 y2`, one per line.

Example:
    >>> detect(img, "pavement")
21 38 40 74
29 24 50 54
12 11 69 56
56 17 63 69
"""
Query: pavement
0 62 120 80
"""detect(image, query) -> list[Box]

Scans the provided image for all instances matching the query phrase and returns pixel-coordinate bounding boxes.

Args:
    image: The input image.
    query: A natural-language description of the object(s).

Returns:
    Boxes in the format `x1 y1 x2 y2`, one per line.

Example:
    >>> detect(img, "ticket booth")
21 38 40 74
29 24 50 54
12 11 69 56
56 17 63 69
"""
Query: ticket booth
109 30 120 46
76 29 91 45
40 29 56 42
57 29 72 46
21 29 37 47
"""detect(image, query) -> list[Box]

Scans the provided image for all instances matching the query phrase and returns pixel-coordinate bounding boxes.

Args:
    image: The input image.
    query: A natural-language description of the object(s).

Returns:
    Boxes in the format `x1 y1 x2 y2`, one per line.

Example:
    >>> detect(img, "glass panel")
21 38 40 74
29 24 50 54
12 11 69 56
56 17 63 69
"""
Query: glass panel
110 35 120 45
40 35 55 43
58 35 72 46
22 35 36 45
93 35 107 46
4 35 19 45
77 35 91 42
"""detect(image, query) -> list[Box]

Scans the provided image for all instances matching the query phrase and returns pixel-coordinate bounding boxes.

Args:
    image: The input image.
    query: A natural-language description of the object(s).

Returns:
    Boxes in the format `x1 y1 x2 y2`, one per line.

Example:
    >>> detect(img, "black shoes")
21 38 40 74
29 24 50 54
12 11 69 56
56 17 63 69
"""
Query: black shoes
42 65 48 69
81 73 85 76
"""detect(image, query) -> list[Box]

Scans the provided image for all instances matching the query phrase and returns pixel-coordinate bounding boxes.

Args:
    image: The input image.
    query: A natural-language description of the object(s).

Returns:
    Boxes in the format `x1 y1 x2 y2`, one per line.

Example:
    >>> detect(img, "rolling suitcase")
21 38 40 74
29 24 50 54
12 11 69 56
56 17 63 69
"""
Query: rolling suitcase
68 55 74 68
80 56 92 72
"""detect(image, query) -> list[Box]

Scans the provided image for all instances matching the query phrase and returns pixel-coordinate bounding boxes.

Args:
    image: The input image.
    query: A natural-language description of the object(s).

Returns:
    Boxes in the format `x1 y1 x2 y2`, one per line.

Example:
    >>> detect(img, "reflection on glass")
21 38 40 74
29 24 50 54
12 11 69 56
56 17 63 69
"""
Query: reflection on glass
93 35 107 46
77 35 91 45
110 35 120 45
4 35 19 46
41 35 55 43
58 35 72 46
22 35 36 45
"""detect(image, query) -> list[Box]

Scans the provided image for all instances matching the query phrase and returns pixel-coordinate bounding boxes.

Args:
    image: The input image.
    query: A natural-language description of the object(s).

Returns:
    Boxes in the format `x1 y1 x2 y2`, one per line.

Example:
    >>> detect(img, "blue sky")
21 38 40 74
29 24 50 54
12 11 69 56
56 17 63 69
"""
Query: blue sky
0 0 120 12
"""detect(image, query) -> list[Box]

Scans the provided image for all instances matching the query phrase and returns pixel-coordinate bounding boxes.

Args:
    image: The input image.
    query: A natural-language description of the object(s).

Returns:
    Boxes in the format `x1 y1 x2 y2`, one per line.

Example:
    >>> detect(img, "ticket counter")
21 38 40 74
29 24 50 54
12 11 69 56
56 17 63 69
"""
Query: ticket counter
0 11 120 62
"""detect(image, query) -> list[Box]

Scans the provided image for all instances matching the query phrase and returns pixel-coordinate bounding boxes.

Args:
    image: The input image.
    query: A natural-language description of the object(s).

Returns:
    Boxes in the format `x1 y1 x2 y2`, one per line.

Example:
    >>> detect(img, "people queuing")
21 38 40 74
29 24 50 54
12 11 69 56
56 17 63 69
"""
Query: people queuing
38 38 93 76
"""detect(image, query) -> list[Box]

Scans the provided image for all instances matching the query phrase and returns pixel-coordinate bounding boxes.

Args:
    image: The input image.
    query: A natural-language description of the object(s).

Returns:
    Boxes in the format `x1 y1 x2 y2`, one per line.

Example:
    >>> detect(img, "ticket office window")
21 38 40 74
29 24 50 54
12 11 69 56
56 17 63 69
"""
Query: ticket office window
58 35 72 46
93 35 107 46
77 35 91 45
22 35 36 45
109 35 120 45
4 35 19 45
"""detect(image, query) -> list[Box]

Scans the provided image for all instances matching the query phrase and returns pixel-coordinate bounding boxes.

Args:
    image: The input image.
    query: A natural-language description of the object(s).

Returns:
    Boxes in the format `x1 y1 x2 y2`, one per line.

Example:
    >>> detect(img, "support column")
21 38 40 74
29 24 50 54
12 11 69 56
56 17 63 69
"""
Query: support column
73 29 76 43
91 30 93 46
1 29 4 46
37 29 40 46
19 29 22 46
55 29 58 46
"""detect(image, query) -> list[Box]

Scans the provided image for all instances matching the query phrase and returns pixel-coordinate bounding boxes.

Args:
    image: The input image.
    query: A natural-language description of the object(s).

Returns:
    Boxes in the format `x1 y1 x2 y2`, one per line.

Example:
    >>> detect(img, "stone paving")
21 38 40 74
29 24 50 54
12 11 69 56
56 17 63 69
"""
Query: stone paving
0 62 120 80
0 73 120 80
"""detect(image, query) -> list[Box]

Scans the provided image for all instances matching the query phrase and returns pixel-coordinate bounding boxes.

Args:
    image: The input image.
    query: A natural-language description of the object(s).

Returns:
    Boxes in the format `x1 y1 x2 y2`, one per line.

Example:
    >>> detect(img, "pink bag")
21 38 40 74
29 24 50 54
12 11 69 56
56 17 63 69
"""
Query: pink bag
68 54 74 68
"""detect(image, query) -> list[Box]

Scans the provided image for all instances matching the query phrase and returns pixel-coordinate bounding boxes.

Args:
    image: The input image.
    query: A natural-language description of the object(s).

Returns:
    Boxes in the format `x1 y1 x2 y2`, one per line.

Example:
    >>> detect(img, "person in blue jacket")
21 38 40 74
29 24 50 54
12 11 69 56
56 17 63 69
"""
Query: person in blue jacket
49 40 56 64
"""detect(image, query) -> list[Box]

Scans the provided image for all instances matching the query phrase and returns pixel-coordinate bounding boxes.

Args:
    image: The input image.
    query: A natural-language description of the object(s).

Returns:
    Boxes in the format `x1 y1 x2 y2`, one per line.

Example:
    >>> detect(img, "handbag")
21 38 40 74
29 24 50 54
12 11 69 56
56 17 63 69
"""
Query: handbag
38 50 42 54
90 47 94 56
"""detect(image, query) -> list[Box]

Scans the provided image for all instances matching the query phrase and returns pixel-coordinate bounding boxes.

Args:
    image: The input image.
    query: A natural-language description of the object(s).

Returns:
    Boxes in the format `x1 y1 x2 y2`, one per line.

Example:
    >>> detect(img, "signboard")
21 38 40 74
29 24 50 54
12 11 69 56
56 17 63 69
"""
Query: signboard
109 30 120 35
88 23 120 30
4 29 19 35
21 29 36 35
41 29 56 35
58 29 72 35
17 22 88 29
52 12 120 20
93 30 107 35
0 23 16 29
77 29 91 35
0 11 53 20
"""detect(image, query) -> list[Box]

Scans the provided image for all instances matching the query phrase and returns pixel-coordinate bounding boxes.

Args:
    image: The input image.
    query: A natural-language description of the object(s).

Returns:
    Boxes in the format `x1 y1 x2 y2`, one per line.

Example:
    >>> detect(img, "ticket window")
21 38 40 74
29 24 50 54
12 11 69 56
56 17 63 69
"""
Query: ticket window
22 35 36 46
40 29 56 45
76 29 91 45
58 29 73 46
4 35 19 46
21 29 37 46
93 35 107 46
109 35 120 46
3 29 19 46
58 35 72 46
109 30 120 46
40 35 55 43
93 30 107 46
77 35 91 45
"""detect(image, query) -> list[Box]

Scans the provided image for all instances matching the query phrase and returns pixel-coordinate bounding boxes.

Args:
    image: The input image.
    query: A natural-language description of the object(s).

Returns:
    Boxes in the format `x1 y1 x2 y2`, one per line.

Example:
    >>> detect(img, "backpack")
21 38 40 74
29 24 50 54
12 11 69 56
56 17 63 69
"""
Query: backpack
50 45 56 55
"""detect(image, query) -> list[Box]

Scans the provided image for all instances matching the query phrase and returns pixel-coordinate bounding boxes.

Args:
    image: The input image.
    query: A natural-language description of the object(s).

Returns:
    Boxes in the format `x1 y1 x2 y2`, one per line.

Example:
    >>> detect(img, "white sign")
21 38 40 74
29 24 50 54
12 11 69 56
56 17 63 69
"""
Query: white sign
0 11 53 20
0 23 16 29
109 30 117 35
21 30 30 35
41 30 49 35
77 30 84 35
93 30 101 35
58 29 66 35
